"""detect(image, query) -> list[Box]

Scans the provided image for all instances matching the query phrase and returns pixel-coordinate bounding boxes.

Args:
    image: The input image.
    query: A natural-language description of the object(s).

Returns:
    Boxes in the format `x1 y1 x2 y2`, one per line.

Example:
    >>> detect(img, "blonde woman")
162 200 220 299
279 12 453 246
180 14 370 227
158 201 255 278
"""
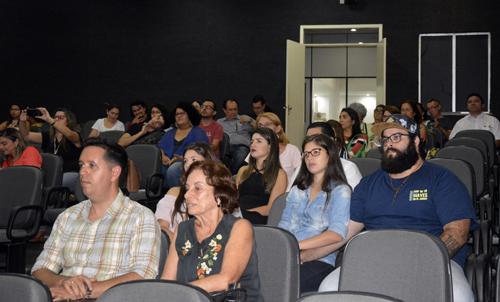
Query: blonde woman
256 112 301 188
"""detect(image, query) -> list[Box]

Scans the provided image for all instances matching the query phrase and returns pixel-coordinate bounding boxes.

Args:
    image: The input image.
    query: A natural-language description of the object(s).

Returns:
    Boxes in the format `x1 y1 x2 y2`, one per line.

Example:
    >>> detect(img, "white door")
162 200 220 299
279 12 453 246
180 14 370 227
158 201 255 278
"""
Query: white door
285 40 306 147
376 38 387 106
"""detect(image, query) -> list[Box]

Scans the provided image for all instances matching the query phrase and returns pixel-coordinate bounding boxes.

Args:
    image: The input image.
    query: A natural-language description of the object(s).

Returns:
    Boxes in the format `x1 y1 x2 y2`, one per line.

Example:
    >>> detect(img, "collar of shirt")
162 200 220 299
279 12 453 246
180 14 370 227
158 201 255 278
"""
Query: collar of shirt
80 190 126 222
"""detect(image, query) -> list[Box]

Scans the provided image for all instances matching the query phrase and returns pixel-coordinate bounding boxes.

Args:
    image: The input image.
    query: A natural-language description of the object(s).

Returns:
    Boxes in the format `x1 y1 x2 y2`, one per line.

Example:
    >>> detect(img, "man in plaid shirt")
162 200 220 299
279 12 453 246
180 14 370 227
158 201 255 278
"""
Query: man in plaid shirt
32 139 161 301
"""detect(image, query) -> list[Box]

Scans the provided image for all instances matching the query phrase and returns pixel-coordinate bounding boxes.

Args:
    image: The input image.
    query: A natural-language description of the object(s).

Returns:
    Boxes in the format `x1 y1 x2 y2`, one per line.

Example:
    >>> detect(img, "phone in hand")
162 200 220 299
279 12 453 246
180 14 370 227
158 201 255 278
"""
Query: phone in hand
26 108 41 118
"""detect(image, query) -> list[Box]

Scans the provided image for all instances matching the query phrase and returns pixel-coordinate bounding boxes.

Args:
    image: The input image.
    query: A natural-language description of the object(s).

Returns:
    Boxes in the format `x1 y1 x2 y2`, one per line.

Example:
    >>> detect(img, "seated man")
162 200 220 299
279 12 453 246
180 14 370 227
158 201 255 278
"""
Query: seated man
32 139 161 301
310 115 475 302
450 93 500 147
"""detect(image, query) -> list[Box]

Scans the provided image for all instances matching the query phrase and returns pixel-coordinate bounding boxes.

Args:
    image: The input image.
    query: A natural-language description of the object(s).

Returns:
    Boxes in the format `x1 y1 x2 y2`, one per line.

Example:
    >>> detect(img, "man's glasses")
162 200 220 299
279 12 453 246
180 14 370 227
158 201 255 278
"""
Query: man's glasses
302 147 324 159
380 133 411 145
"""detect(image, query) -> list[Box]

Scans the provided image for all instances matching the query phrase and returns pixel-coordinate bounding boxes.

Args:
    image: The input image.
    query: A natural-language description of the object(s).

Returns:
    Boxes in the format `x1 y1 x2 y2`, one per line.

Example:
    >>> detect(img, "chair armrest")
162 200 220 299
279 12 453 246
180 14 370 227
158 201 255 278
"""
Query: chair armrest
7 205 44 242
146 173 164 200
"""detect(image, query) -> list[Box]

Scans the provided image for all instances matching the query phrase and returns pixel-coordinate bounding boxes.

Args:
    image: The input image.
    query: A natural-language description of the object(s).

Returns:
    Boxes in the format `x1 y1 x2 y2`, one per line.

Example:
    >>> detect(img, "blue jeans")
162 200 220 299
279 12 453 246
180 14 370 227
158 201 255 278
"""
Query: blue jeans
229 144 249 174
162 161 184 189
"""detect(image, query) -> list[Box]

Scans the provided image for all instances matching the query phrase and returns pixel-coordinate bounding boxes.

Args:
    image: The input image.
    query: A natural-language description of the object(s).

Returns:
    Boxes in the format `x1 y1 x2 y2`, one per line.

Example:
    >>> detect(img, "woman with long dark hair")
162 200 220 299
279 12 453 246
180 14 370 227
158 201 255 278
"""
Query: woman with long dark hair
88 103 125 138
0 128 42 168
278 134 351 293
339 107 368 158
236 127 287 224
400 99 427 142
155 142 218 239
0 104 23 131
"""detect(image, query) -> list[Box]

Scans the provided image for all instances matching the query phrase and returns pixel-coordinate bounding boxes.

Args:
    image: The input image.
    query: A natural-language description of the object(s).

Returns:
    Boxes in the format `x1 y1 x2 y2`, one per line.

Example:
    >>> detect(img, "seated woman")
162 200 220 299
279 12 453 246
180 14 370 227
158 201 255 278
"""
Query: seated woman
88 103 125 138
155 142 218 239
400 99 427 142
339 107 368 158
162 160 264 302
19 107 81 189
0 103 23 131
278 134 351 293
256 112 301 189
0 128 42 168
118 103 169 148
158 102 208 188
236 127 287 225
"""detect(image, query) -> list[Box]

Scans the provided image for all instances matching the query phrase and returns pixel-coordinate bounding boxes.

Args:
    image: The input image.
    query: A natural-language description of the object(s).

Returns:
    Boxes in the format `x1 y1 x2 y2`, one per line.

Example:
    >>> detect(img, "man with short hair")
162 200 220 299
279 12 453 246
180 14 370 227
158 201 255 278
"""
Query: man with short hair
199 99 224 156
250 95 273 119
316 115 476 302
426 98 454 141
126 101 148 131
450 93 500 147
217 99 255 174
32 139 160 301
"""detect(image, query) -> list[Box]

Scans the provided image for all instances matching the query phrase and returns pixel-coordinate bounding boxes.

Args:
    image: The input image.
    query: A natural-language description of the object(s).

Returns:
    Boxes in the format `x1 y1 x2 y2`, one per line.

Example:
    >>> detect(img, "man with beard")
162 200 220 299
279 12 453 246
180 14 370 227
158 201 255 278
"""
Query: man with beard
316 115 475 302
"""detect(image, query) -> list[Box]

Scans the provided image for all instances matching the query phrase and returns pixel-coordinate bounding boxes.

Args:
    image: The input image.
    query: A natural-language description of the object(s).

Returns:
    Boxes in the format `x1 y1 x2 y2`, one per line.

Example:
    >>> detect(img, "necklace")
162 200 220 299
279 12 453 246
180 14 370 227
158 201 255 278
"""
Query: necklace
53 138 61 155
388 175 411 204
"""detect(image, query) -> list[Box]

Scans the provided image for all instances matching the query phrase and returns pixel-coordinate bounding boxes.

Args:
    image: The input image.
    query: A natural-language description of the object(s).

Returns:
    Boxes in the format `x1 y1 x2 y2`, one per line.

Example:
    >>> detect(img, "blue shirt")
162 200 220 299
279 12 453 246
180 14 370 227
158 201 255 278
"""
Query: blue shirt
158 127 208 158
350 161 477 267
278 183 351 265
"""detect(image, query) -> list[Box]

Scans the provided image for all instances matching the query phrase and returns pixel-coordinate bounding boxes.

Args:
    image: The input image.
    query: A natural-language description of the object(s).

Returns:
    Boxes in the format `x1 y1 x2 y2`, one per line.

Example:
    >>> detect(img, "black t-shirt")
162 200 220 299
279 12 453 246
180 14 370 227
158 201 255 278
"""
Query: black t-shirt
41 130 81 172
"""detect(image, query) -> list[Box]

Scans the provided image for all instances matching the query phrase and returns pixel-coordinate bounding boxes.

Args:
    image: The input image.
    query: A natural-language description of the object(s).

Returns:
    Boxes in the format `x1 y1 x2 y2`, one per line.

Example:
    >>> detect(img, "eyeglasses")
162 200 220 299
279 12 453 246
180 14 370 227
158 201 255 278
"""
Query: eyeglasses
380 133 410 145
302 147 324 159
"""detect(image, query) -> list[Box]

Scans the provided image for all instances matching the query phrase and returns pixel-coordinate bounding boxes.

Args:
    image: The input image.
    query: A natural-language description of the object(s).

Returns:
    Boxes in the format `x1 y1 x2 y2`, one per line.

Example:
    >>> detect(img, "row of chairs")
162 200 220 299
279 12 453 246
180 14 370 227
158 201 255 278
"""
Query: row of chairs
0 229 457 302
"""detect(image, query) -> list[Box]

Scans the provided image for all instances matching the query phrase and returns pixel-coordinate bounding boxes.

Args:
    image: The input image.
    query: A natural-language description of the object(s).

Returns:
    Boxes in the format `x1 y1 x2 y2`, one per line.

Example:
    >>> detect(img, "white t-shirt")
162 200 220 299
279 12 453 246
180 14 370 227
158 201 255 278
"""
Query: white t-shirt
91 118 125 133
280 144 302 188
449 112 500 140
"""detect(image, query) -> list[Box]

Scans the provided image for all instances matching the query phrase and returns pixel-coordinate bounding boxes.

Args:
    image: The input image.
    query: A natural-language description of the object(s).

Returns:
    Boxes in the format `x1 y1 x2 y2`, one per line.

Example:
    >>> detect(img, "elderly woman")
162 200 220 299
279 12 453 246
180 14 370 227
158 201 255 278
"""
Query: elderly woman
158 102 208 188
0 128 42 168
162 160 263 302
155 142 218 239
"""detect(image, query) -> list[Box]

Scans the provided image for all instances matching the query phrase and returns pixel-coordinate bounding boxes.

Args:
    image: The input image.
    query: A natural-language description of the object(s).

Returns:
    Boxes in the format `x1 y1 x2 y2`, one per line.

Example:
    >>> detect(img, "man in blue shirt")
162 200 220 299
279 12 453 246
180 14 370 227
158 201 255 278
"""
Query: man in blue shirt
316 114 475 302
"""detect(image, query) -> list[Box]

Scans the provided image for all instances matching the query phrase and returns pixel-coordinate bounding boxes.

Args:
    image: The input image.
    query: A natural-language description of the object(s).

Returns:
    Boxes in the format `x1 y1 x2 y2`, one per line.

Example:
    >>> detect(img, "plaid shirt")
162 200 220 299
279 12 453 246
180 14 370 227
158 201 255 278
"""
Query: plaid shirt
32 191 160 280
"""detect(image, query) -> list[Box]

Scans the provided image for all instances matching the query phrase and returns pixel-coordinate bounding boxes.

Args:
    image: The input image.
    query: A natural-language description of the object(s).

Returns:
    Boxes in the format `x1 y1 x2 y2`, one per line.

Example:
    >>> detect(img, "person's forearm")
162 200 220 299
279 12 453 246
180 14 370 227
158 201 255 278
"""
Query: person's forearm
118 133 142 147
90 272 142 298
440 229 467 258
32 268 68 287
53 123 80 146
19 120 30 138
299 230 342 251
190 273 232 293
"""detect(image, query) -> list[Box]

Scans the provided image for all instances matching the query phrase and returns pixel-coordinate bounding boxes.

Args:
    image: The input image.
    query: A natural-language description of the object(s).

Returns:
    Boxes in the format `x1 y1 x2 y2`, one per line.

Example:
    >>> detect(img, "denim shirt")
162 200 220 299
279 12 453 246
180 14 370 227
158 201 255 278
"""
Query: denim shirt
278 183 351 265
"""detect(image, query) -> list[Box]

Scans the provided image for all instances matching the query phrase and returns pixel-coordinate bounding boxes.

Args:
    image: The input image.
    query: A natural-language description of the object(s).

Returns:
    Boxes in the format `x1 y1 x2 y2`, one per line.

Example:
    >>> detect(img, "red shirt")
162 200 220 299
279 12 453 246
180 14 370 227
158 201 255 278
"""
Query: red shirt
2 146 42 168
199 121 224 156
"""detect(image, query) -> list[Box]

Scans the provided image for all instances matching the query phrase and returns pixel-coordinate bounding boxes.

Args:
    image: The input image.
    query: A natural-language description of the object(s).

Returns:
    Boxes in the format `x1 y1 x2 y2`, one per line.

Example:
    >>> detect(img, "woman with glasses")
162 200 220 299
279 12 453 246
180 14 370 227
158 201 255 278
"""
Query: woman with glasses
155 142 218 240
339 107 368 158
158 102 208 188
278 134 351 293
236 127 287 225
0 128 42 168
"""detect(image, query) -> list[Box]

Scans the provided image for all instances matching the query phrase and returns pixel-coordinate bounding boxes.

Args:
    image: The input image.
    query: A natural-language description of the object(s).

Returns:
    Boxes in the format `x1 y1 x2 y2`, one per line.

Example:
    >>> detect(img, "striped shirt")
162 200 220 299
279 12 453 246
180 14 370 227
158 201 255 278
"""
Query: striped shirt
32 191 160 280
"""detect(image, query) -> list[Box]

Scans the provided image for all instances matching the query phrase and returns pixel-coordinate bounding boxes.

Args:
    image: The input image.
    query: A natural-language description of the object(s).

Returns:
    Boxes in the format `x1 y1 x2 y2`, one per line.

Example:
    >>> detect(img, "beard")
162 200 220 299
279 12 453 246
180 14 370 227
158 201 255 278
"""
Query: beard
381 139 420 174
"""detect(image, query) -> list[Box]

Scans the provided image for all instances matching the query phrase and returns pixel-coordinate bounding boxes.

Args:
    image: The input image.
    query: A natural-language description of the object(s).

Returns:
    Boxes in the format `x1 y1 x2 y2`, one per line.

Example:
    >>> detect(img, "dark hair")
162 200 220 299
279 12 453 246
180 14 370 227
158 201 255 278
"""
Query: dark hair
252 95 266 105
6 103 21 123
399 100 422 124
184 160 239 214
341 107 362 140
326 120 347 155
49 108 81 152
241 127 282 193
170 142 219 225
105 103 120 112
171 102 201 127
294 134 350 200
203 99 217 111
0 128 27 157
466 93 484 104
83 138 129 188
129 101 147 118
307 122 335 139
384 105 400 115
426 98 441 106
223 98 239 109
375 104 386 111
151 103 170 129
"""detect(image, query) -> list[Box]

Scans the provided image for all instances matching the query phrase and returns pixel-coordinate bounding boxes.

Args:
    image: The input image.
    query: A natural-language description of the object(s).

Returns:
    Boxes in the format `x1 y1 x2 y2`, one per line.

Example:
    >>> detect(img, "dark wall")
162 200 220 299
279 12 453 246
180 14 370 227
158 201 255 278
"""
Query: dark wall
1 0 498 124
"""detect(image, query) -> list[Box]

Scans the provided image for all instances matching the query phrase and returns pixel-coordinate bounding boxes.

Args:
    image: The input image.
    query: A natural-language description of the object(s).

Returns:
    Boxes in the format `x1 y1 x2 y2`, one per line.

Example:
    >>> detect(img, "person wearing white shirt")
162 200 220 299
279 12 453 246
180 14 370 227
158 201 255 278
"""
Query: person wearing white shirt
88 104 125 138
449 93 500 147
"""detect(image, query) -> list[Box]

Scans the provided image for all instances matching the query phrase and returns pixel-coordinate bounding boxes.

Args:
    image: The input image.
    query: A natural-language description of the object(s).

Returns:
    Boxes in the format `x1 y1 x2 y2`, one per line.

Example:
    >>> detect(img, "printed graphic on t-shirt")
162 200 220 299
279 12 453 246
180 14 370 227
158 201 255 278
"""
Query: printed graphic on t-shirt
409 189 428 201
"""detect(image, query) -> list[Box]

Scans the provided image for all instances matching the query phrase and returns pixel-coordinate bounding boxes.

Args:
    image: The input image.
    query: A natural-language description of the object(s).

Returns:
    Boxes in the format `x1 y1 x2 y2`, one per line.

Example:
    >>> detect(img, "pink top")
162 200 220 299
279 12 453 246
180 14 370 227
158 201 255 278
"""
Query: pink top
2 146 42 168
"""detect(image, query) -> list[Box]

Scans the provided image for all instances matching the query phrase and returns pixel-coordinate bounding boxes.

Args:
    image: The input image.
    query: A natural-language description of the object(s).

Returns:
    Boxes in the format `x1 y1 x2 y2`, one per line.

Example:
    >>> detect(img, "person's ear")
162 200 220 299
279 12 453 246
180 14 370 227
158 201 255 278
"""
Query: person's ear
111 165 122 182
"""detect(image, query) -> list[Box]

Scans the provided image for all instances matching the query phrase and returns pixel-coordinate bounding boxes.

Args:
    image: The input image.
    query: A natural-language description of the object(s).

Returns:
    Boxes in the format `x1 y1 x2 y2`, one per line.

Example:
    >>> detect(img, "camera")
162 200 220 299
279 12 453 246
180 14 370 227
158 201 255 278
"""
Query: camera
26 108 42 118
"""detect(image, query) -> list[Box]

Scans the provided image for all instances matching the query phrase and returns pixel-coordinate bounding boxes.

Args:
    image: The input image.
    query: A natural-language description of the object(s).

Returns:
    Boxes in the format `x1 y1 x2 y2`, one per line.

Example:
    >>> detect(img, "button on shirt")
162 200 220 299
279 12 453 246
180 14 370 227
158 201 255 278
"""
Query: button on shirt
217 115 254 146
449 112 500 139
278 183 351 265
32 191 161 280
